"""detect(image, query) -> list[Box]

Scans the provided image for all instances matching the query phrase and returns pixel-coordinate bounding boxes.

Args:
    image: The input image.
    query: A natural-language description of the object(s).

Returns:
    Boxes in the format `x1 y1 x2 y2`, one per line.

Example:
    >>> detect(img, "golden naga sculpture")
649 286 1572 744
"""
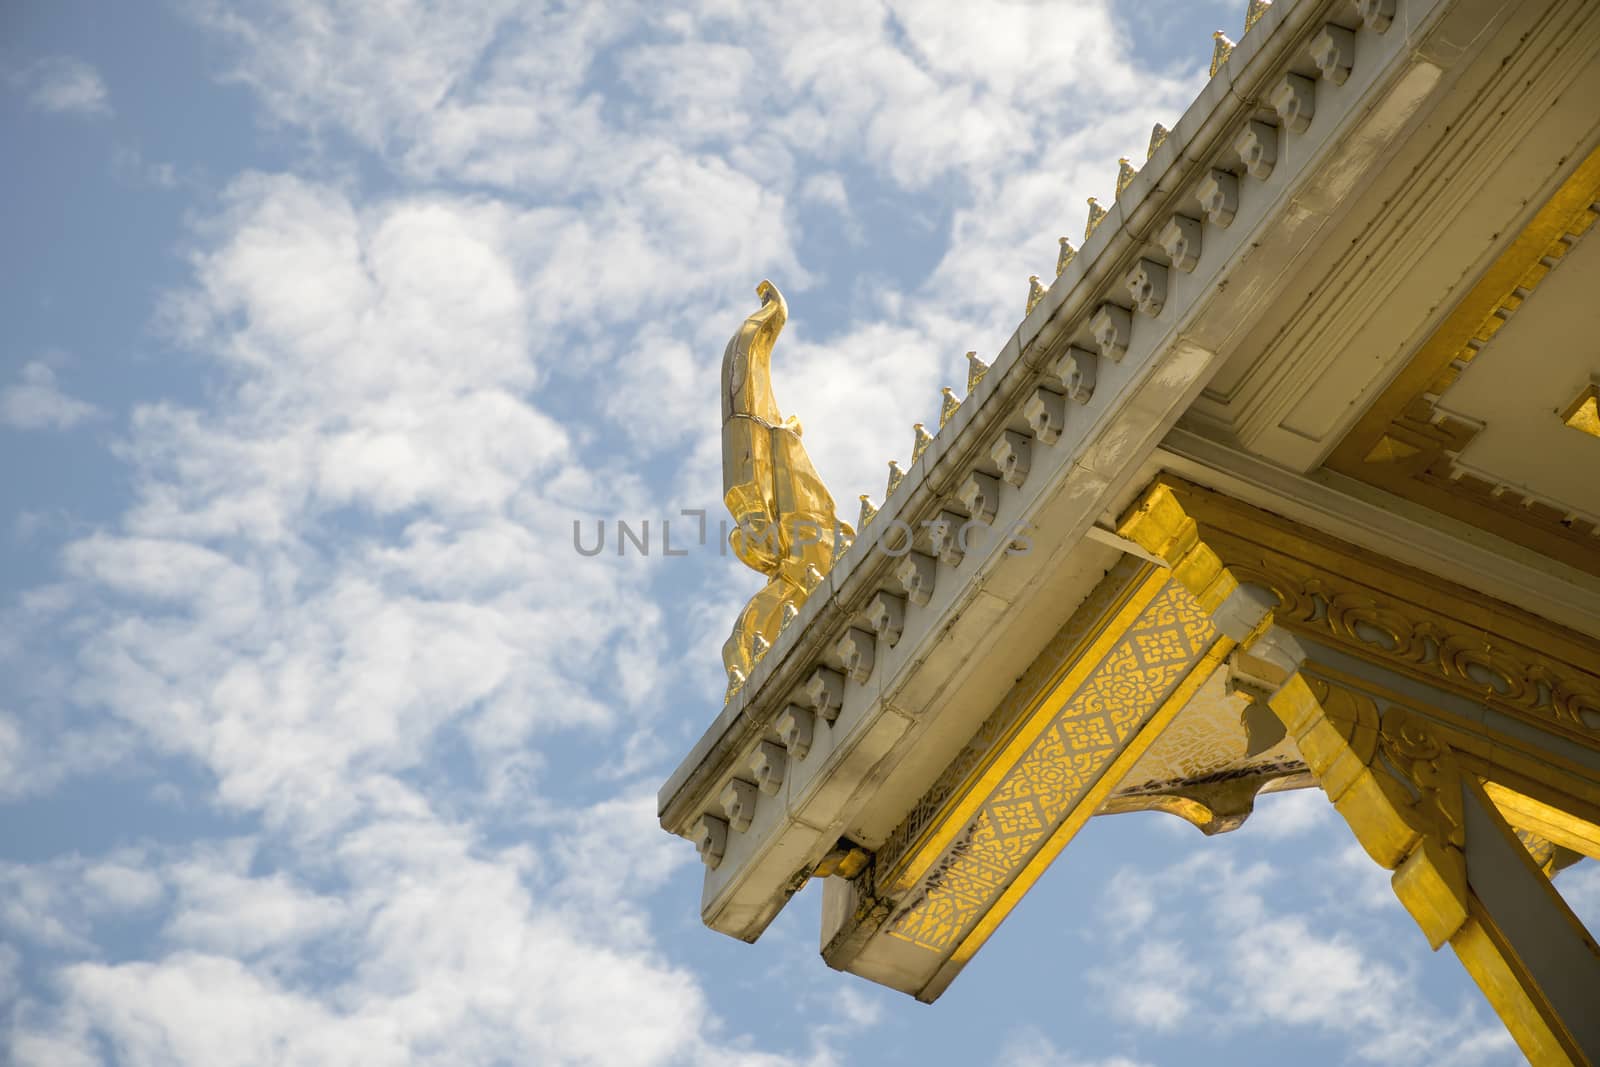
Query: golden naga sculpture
720 281 853 699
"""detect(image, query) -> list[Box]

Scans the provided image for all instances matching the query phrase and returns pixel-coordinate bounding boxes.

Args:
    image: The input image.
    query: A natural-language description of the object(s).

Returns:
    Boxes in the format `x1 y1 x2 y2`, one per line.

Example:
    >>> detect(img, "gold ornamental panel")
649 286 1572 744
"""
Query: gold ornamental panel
886 579 1220 955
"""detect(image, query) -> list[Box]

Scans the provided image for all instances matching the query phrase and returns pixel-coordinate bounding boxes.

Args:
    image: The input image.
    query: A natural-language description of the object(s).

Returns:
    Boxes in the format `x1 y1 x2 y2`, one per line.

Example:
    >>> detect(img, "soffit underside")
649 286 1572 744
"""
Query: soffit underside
1320 145 1600 574
1186 0 1600 488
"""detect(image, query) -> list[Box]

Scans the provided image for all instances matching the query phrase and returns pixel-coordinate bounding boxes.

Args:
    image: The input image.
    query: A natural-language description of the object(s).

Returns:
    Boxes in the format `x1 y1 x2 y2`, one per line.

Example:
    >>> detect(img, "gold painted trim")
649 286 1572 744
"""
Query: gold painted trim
877 578 1220 963
875 561 1167 896
1453 776 1596 1067
1325 144 1600 575
1299 660 1600 816
1562 383 1600 440
1117 477 1600 744
1452 917 1582 1067
1484 781 1600 862
922 636 1235 1001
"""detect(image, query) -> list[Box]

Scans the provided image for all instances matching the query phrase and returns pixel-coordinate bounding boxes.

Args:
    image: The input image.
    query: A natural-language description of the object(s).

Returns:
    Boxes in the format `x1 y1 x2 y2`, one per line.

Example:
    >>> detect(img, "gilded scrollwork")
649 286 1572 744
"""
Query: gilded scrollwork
1120 478 1600 739
1226 552 1600 733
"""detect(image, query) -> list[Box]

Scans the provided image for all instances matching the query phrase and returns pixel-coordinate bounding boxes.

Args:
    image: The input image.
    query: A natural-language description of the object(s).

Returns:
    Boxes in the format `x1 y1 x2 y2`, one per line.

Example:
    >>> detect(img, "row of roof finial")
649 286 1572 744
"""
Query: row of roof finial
1040 0 1277 317
858 1 1276 538
858 350 989 531
1214 0 1275 74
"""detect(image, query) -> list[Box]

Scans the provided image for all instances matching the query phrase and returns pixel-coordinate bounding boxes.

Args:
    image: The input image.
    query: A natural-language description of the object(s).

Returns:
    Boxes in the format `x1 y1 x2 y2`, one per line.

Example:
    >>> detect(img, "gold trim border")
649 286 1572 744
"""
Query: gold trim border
874 559 1166 896
1118 477 1600 742
920 633 1234 1001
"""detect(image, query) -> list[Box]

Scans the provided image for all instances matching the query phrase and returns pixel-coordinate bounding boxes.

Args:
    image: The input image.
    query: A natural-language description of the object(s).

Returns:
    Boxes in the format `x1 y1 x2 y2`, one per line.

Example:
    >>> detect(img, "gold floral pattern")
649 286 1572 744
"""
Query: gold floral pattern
887 581 1216 952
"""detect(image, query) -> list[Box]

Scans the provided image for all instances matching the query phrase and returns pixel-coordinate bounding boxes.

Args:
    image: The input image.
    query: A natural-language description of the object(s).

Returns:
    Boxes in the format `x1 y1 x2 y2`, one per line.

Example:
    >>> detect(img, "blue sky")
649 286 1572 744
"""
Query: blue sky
2 1 1590 1063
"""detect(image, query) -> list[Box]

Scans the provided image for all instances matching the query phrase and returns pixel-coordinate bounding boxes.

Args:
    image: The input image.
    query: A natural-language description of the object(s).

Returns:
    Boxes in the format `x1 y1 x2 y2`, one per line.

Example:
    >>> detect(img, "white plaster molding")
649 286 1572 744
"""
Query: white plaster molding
928 510 968 567
1236 119 1279 180
776 704 815 760
1126 258 1169 317
694 814 729 869
1050 346 1098 404
1198 168 1240 227
1312 23 1356 84
805 667 845 723
750 741 788 795
865 590 907 647
720 778 758 832
895 551 938 606
837 627 876 685
957 472 1000 524
1357 0 1396 32
1159 216 1203 273
1090 303 1132 362
1272 72 1316 132
992 431 1033 488
1023 387 1067 445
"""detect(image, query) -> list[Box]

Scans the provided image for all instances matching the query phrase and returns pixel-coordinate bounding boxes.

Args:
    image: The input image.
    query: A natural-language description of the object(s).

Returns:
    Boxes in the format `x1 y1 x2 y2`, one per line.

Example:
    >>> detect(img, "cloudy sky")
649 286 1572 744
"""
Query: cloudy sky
3 1 1592 1064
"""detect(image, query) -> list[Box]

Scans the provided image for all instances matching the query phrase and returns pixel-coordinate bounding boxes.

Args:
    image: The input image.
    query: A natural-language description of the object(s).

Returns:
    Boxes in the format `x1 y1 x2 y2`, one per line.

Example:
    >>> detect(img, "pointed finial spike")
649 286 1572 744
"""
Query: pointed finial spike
1116 158 1136 198
1026 274 1046 316
1244 0 1271 33
858 494 878 529
886 459 906 498
1210 31 1235 77
1085 197 1107 240
912 421 934 462
940 386 961 429
966 351 989 393
1147 123 1170 160
1056 237 1077 278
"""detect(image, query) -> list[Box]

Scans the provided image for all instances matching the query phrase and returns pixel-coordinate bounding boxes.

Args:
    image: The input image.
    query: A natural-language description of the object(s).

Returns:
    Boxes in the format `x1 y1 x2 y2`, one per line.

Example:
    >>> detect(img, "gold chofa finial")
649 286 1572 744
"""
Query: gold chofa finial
940 386 961 428
1056 237 1077 277
1148 123 1170 160
858 493 878 529
912 422 934 462
718 280 850 700
1085 197 1107 240
1116 158 1136 198
1244 0 1272 33
966 351 989 392
886 459 906 498
1026 274 1046 316
1210 31 1235 77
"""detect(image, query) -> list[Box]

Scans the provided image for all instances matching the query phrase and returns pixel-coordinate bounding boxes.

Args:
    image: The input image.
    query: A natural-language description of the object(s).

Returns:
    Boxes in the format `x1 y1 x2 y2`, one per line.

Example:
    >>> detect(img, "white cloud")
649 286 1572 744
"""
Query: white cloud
1555 860 1600 933
18 56 110 117
1085 850 1516 1065
996 1029 1153 1067
0 3 1299 1065
171 0 1208 513
1089 938 1199 1030
2 160 802 1063
1242 787 1330 840
80 858 164 914
0 362 98 431
163 843 344 956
